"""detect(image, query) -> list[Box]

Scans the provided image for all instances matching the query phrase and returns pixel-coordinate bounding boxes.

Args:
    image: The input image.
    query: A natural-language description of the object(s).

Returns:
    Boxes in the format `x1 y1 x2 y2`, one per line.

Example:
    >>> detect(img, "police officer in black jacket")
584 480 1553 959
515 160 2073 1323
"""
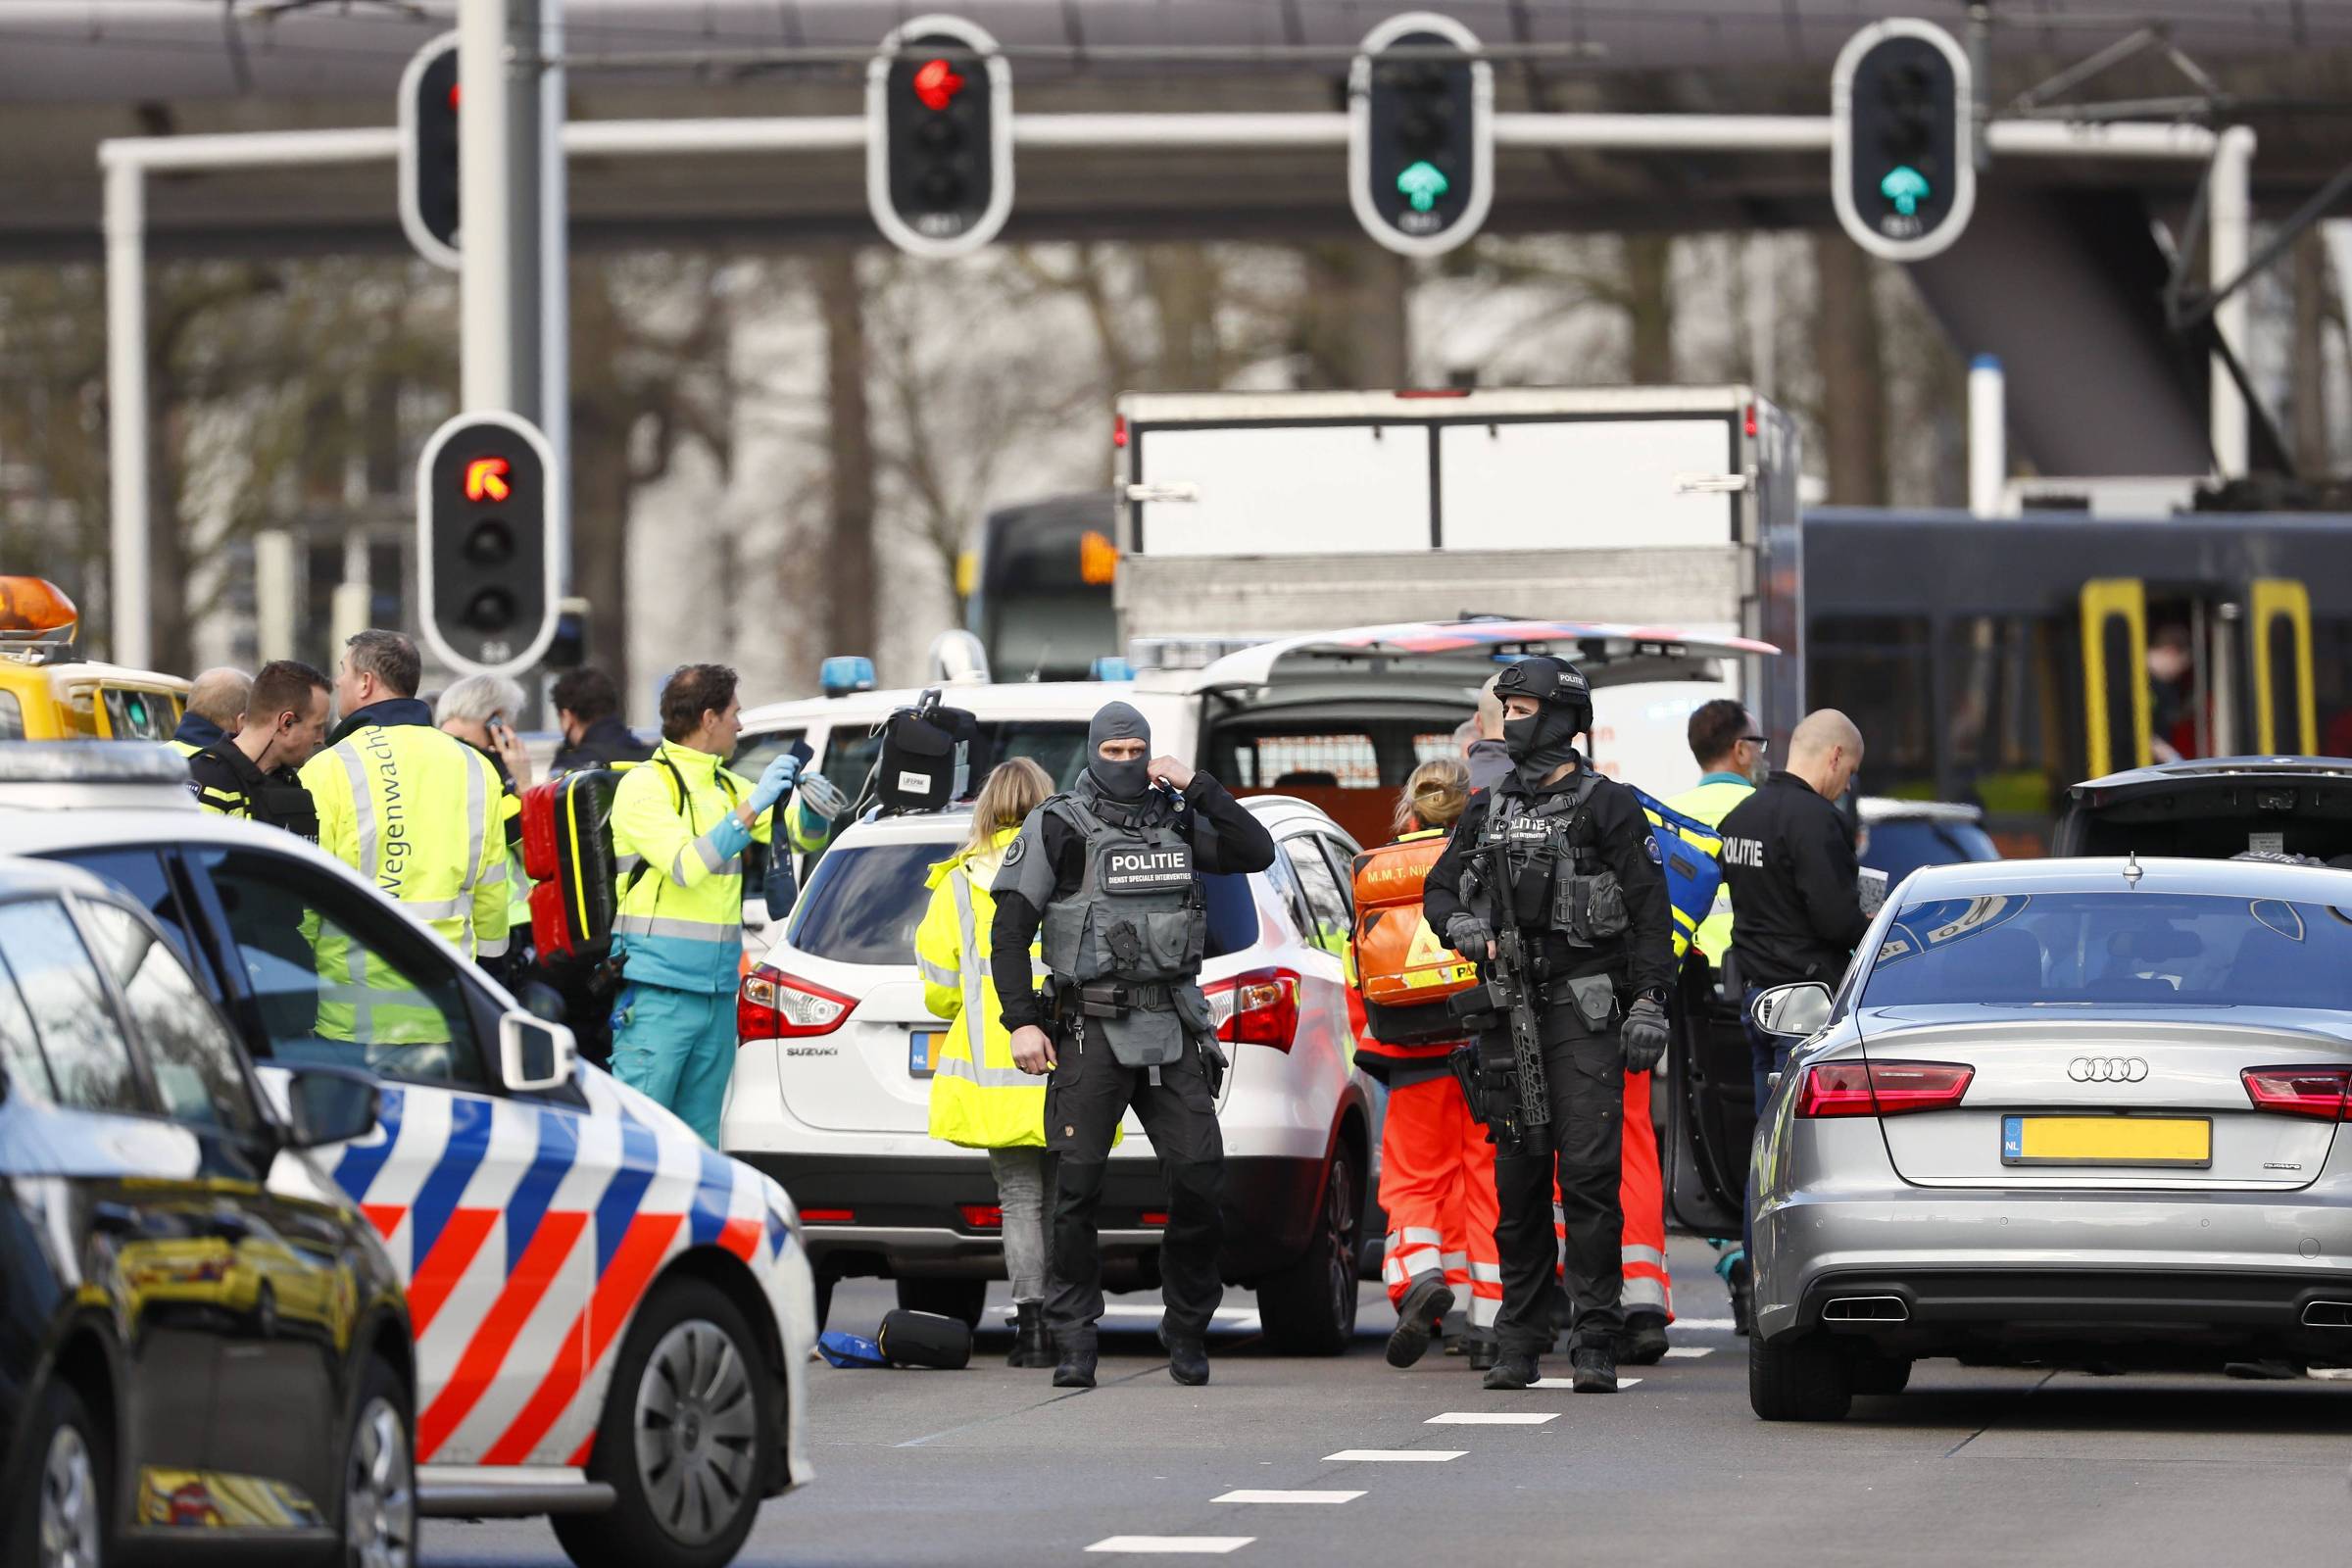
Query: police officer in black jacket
990 702 1277 1391
185 660 332 839
1422 657 1675 1394
1716 709 1870 1321
1716 708 1871 1103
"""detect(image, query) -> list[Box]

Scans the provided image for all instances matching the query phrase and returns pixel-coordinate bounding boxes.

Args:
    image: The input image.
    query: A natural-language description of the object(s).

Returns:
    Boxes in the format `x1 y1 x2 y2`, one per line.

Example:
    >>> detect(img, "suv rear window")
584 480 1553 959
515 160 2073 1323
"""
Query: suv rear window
787 842 941 965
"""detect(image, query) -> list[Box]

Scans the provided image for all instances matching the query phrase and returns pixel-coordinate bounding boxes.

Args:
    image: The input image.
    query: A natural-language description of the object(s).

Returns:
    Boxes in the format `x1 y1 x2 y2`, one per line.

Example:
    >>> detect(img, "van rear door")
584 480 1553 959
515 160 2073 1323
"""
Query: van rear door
1174 618 1777 850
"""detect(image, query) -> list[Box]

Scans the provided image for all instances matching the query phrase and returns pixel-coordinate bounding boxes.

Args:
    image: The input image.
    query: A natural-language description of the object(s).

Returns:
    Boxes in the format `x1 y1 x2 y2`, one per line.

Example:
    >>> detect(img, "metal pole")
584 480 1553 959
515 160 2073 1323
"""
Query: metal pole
461 0 532 414
539 0 569 589
2209 125 2257 480
103 160 150 669
1968 354 2006 516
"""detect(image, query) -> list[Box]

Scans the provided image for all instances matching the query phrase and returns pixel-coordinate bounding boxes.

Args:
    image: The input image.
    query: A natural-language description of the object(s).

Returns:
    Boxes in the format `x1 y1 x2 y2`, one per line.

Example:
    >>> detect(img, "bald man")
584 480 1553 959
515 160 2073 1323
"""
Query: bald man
171 665 253 760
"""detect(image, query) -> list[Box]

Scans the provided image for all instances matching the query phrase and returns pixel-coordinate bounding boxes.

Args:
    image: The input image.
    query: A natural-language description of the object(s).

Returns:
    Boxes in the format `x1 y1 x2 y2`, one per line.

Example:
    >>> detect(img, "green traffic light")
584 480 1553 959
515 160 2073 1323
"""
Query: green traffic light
1396 160 1449 214
1881 164 1931 217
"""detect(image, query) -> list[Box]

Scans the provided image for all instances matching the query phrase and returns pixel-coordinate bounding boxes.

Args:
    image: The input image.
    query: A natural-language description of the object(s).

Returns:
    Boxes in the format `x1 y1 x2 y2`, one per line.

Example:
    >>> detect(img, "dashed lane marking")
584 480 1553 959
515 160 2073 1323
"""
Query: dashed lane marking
1087 1538 1254 1555
1212 1490 1365 1504
1528 1377 1642 1389
1323 1449 1466 1462
1674 1317 1737 1330
1663 1346 1714 1358
1425 1411 1559 1425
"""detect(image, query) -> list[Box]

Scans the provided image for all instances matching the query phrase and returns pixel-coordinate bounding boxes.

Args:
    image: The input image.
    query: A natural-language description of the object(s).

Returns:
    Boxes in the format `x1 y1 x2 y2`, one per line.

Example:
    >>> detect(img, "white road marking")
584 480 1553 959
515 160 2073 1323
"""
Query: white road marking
1212 1490 1364 1504
1529 1377 1642 1389
1323 1449 1466 1462
1426 1411 1559 1425
1087 1538 1254 1555
1099 1305 1263 1332
1674 1317 1737 1330
1663 1346 1713 1358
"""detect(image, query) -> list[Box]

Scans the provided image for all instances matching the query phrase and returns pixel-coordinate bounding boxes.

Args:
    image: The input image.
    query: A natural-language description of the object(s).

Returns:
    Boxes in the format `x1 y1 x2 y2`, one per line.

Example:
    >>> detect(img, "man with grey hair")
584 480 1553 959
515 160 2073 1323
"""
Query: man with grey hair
301 630 510 976
171 665 252 760
438 672 537 975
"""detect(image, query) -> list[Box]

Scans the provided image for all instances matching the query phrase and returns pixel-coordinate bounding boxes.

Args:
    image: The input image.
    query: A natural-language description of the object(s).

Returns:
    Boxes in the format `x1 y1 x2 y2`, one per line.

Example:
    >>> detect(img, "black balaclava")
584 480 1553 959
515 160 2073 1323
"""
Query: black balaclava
1497 656 1589 793
1087 701 1152 801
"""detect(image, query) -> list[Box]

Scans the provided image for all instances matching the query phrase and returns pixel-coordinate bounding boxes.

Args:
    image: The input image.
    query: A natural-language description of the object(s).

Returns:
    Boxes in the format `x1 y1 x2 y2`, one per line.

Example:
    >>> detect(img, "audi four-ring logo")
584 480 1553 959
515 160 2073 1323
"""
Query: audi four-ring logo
2069 1056 2150 1083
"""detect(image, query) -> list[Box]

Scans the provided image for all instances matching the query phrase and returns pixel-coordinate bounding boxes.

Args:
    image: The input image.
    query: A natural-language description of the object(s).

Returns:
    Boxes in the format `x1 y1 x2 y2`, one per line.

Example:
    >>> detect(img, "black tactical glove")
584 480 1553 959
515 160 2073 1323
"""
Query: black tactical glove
1445 912 1494 958
1622 995 1671 1073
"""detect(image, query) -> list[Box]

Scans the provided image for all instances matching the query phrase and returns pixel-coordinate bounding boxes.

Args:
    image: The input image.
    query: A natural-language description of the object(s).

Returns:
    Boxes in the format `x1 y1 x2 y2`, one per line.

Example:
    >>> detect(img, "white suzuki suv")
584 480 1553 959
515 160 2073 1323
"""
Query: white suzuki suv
722 794 1377 1353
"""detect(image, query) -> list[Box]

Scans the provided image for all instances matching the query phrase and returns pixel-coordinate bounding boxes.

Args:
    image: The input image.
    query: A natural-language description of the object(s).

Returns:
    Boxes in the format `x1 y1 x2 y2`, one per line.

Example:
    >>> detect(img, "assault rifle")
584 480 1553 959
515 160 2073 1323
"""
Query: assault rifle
1446 846 1552 1156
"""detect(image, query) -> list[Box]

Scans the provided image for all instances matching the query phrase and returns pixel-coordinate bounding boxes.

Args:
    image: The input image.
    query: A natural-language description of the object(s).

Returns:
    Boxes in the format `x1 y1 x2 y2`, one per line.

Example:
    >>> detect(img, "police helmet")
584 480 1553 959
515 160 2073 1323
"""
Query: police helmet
1492 655 1593 737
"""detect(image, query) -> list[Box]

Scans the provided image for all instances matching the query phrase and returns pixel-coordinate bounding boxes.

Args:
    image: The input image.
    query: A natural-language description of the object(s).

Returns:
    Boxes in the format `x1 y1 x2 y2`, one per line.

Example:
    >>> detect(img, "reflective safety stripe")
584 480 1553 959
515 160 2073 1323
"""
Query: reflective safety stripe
461 758 487 897
475 934 511 958
478 858 509 889
1399 1227 1445 1248
1468 1294 1501 1328
949 870 992 1051
1622 1245 1669 1269
931 1054 1034 1090
407 896 471 922
614 912 736 944
615 853 644 877
917 955 960 989
693 830 728 874
1622 1275 1671 1311
1468 1262 1503 1285
338 746 378 880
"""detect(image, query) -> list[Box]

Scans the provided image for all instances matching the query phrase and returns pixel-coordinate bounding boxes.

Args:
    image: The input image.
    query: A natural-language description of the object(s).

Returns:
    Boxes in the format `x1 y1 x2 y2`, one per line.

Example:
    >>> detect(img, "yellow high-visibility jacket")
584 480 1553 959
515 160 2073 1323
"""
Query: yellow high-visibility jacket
300 702 510 1045
916 827 1049 1150
610 740 774 995
1665 773 1757 962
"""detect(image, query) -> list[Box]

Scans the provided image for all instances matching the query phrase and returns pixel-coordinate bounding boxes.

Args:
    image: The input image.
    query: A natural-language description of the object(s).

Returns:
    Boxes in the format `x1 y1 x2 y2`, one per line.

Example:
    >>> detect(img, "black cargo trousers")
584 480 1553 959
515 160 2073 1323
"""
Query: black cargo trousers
1490 1004 1627 1356
1043 1020 1226 1346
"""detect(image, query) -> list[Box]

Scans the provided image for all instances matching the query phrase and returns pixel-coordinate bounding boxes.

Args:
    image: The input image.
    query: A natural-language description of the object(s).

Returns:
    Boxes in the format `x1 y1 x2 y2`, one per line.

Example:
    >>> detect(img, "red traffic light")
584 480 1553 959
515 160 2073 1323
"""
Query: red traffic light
911 57 965 112
464 456 512 503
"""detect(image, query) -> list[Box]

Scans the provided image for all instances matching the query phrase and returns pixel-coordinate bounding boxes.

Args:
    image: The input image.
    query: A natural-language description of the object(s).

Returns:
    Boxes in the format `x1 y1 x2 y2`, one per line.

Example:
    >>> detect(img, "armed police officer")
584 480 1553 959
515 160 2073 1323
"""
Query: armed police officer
1422 657 1676 1394
991 701 1276 1391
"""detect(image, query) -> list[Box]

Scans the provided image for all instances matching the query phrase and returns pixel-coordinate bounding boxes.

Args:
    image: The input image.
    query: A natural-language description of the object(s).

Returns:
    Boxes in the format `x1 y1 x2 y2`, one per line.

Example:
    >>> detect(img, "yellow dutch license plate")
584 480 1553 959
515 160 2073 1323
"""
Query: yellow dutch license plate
2001 1114 2211 1168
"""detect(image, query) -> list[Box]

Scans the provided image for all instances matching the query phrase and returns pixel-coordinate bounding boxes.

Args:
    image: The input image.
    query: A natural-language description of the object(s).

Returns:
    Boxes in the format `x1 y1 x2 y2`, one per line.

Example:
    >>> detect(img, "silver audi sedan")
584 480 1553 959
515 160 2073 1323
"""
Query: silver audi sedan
1746 854 2352 1420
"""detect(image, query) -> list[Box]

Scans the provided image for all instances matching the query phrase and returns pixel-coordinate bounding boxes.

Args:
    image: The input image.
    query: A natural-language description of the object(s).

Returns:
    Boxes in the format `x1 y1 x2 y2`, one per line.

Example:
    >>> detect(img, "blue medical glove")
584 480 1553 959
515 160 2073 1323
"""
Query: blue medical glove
750 752 802 813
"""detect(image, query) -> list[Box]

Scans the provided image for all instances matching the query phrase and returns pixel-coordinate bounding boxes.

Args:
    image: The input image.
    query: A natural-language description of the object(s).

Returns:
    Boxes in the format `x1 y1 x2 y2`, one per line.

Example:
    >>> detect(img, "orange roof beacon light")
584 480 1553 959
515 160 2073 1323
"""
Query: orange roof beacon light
0 576 80 659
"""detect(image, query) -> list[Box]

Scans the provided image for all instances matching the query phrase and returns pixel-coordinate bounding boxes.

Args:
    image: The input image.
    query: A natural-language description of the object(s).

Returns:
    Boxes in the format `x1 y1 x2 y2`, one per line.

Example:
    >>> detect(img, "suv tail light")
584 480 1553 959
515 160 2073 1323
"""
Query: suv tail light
1797 1060 1973 1118
2243 1066 2352 1120
738 963 856 1042
1204 967 1300 1051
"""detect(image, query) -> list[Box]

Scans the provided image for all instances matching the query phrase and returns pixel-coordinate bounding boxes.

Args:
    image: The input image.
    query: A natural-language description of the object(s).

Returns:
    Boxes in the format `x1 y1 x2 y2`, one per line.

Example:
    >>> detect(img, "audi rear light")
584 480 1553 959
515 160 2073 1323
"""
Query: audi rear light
959 1203 1004 1231
1797 1060 1973 1118
738 962 856 1042
2242 1066 2352 1120
1204 967 1300 1051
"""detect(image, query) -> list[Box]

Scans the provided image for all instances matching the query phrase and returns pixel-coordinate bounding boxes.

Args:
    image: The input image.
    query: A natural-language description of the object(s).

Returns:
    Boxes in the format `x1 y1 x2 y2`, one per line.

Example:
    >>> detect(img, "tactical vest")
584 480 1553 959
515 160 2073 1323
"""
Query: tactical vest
1475 773 1630 949
1039 782 1210 1067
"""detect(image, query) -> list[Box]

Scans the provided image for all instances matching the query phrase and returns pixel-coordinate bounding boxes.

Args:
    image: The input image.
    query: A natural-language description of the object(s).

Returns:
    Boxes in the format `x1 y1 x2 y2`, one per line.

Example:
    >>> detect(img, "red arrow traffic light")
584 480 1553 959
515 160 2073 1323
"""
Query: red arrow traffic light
911 57 965 112
465 456 512 503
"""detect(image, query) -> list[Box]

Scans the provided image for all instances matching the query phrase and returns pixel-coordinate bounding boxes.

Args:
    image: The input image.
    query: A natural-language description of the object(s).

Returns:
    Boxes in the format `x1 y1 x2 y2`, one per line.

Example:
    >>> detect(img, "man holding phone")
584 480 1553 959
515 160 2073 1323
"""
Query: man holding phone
988 700 1277 1390
607 663 804 1145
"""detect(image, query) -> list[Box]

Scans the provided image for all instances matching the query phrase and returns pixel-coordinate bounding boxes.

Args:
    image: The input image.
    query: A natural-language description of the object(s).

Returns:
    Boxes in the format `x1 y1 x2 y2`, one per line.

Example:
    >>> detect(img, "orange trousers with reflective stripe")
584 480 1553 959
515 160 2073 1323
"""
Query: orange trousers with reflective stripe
1378 1074 1502 1333
1553 1068 1674 1320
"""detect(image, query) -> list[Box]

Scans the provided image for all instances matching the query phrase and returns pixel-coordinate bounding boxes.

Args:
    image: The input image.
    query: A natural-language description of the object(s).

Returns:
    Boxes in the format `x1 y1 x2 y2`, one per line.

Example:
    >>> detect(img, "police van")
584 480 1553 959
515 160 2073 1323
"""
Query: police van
0 744 818 1568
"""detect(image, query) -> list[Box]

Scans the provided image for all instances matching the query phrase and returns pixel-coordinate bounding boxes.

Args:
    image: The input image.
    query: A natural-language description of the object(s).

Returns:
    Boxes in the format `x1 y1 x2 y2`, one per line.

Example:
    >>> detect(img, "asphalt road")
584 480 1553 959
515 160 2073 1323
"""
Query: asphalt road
425 1237 2351 1568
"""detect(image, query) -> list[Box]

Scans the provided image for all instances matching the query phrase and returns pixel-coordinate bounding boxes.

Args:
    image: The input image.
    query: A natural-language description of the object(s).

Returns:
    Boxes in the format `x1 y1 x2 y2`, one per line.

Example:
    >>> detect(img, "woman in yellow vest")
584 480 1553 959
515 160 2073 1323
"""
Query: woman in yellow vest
916 758 1058 1367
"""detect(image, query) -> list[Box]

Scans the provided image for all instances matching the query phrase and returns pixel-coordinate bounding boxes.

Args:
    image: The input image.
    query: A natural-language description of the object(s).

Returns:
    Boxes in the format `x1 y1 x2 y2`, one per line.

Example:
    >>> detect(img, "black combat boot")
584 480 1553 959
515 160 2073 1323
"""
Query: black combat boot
1053 1332 1099 1389
1482 1349 1540 1391
1385 1276 1455 1369
1571 1344 1618 1393
1008 1301 1052 1368
1615 1310 1670 1366
1465 1332 1500 1372
1728 1256 1754 1338
1160 1325 1210 1387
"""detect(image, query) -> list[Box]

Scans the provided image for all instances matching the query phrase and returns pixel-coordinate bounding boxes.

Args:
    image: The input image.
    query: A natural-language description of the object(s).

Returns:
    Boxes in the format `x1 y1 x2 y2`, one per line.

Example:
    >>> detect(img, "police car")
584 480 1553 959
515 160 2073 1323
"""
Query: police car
0 744 816 1568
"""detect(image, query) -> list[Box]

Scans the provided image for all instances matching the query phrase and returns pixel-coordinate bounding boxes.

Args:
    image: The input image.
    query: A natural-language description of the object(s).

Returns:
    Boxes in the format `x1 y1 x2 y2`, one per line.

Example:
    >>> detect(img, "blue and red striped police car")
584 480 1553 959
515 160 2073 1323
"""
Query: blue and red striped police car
4 748 816 1568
